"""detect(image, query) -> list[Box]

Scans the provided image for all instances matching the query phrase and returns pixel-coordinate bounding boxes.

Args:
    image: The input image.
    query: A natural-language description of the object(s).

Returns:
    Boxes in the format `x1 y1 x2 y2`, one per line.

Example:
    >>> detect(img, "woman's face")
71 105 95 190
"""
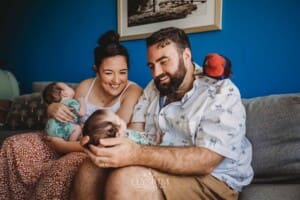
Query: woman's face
96 55 128 97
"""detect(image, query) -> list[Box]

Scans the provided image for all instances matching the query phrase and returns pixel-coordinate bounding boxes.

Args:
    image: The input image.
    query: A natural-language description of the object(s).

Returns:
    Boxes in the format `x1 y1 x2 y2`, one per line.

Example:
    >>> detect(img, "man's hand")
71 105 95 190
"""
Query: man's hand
82 137 141 168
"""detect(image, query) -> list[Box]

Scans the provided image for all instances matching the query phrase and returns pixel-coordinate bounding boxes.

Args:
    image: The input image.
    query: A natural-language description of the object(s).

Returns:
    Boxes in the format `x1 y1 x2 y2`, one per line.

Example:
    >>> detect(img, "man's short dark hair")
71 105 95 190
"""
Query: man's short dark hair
146 27 191 51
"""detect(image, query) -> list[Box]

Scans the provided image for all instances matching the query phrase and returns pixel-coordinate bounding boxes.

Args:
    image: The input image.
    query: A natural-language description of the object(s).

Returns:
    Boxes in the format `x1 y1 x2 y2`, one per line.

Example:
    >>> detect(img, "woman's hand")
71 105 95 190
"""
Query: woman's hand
82 137 140 168
47 102 76 122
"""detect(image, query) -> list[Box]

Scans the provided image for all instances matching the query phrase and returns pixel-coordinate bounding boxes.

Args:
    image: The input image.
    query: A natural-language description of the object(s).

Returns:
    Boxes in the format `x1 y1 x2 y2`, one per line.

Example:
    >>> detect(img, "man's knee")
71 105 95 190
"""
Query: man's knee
106 166 146 189
105 166 162 198
71 159 107 200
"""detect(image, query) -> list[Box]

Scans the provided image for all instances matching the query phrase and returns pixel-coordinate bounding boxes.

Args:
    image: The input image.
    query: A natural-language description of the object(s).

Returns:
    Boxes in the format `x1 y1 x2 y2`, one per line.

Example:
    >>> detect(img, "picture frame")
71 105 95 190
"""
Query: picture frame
117 0 222 41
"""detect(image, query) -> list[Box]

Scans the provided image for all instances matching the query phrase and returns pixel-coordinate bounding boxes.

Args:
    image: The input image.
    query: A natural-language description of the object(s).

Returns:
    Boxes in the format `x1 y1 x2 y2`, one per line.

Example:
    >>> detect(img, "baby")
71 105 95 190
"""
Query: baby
43 82 86 141
82 109 166 149
202 53 232 80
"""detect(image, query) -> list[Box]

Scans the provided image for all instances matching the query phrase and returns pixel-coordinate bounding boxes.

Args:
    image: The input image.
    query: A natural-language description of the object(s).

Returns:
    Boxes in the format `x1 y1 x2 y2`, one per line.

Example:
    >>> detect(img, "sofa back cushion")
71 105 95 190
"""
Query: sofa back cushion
5 93 47 130
4 81 79 131
243 93 300 183
32 81 78 93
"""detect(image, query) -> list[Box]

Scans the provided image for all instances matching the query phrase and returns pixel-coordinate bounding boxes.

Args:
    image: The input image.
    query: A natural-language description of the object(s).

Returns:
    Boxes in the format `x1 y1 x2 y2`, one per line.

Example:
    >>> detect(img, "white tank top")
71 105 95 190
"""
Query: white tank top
80 78 132 123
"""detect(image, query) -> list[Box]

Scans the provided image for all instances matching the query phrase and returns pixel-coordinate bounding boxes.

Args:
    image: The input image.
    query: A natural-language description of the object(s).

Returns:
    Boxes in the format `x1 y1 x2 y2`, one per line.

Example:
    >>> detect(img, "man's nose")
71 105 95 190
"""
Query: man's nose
152 65 163 78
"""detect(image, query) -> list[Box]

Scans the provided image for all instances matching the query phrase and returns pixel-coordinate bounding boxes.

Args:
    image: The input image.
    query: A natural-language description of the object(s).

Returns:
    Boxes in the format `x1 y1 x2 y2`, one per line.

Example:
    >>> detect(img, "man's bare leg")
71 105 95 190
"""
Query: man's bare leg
70 158 108 200
105 166 165 200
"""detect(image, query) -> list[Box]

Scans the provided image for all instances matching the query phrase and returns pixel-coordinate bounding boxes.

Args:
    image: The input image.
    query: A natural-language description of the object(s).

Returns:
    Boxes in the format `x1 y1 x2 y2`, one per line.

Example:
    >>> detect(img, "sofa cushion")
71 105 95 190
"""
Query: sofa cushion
243 93 300 182
5 93 47 130
32 81 78 93
0 69 20 100
239 183 300 200
0 99 11 126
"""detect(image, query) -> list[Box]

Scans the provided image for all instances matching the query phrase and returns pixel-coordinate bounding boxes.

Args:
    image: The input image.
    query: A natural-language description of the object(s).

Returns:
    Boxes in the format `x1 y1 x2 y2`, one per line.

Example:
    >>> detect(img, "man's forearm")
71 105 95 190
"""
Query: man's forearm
136 145 224 175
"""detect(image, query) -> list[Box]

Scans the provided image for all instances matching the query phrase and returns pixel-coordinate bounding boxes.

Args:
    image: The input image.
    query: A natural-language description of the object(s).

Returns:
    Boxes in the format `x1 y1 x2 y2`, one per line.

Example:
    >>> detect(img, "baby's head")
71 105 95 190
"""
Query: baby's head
43 82 75 104
202 53 232 80
82 109 126 148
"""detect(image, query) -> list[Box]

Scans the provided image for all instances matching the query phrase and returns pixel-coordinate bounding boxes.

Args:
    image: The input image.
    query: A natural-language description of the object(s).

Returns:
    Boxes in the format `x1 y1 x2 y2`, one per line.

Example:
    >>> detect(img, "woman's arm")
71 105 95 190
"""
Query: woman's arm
44 136 84 153
74 78 91 99
116 83 143 124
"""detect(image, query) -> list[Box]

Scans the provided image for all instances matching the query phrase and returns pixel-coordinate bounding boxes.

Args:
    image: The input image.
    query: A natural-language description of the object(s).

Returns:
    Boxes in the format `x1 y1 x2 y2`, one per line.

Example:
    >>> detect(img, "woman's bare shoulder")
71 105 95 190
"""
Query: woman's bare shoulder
122 82 143 100
127 82 143 94
75 78 95 97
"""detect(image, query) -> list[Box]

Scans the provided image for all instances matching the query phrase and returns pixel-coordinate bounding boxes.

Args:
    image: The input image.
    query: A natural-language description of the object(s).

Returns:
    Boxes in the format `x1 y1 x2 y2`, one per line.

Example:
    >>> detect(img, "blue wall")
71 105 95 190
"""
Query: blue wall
1 0 300 98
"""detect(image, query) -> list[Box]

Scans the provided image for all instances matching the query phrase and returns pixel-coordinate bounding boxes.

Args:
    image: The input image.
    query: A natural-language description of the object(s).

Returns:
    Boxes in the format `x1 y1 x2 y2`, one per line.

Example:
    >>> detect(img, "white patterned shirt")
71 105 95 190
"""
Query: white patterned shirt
131 63 253 192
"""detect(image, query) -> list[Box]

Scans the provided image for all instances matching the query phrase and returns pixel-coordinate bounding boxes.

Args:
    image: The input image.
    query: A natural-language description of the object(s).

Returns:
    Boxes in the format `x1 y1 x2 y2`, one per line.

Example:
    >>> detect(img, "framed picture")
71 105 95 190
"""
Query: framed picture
117 0 222 41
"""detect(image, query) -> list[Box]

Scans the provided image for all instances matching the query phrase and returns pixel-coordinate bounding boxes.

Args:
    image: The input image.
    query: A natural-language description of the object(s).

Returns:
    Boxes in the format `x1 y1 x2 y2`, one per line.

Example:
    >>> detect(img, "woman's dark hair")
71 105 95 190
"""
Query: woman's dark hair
94 30 129 71
146 27 191 52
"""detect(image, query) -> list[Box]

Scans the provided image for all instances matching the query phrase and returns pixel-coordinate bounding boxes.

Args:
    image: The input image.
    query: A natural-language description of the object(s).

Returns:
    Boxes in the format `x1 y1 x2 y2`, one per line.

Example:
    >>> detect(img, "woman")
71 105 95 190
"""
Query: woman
0 30 142 200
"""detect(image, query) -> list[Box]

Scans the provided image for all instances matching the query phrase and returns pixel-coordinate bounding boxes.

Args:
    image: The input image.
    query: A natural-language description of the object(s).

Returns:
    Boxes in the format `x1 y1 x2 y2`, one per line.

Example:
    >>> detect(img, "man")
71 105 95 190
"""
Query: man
72 27 253 200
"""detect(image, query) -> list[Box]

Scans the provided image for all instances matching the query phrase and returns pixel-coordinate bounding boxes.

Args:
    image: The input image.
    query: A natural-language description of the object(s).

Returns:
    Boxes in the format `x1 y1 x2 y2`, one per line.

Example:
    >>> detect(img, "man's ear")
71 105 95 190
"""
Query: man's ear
183 48 192 64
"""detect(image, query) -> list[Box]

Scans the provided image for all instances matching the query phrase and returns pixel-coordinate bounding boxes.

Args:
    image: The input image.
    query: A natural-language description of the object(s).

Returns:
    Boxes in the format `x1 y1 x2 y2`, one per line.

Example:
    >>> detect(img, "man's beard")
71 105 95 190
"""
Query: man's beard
154 59 186 96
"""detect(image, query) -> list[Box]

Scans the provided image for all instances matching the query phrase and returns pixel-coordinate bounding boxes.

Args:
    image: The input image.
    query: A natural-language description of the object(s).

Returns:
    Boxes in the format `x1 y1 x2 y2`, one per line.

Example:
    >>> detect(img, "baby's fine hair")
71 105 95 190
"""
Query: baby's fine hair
82 109 119 148
42 82 62 104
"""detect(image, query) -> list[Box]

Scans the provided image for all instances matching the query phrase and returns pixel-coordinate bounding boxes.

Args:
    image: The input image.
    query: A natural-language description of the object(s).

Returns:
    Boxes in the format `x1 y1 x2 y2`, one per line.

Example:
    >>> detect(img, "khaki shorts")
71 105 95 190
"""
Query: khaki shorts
151 170 238 200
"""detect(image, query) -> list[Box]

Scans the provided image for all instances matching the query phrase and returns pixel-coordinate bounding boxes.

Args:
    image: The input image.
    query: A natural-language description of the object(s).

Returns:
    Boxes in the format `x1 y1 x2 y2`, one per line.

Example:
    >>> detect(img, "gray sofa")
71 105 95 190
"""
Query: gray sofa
239 93 300 199
0 82 299 199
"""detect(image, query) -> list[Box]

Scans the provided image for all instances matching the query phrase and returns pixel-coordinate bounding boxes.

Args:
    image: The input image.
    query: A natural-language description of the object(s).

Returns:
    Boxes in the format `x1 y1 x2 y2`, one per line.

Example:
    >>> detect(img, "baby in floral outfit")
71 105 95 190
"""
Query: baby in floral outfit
43 82 86 141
